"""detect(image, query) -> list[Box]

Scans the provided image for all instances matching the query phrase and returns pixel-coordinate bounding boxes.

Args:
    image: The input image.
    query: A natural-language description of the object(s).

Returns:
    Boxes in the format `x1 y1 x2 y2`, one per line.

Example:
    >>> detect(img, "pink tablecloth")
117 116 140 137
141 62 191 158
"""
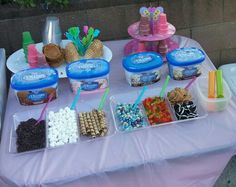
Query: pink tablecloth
1 36 236 187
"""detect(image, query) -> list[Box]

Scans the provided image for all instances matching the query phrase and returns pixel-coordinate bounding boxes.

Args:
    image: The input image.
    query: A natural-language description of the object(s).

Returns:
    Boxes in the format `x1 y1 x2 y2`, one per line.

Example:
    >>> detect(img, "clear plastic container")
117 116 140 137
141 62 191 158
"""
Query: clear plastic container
66 59 110 94
166 48 205 80
10 68 58 106
110 87 208 133
46 106 80 148
110 92 149 132
76 96 115 141
166 87 208 121
123 52 163 87
10 109 47 154
196 77 232 112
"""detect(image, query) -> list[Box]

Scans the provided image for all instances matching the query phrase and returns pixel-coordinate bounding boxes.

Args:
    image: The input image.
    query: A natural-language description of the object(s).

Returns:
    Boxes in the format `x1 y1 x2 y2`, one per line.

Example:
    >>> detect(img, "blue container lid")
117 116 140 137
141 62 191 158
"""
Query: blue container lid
123 52 163 73
66 59 110 79
11 68 59 90
166 47 205 66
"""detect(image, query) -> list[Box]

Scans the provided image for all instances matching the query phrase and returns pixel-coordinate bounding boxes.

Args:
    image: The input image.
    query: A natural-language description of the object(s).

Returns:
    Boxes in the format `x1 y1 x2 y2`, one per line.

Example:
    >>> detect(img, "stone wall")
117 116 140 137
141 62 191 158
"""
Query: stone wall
0 0 236 67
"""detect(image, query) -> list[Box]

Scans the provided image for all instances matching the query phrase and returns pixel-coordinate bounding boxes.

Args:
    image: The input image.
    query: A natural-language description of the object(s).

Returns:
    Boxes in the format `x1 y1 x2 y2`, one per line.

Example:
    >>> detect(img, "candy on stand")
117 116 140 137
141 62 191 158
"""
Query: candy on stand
125 6 179 57
10 68 58 106
122 52 163 87
66 59 110 94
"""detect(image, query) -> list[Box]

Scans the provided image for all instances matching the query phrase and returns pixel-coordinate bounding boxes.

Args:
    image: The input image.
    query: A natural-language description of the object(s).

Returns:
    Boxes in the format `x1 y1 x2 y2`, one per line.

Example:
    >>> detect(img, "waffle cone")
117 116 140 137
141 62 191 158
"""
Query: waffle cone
65 43 80 63
84 39 103 58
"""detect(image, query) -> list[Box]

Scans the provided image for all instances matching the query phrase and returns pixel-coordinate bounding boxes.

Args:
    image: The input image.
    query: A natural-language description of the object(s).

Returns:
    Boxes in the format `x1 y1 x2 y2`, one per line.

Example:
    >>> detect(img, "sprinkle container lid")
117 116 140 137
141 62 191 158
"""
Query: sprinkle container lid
11 68 59 90
166 47 205 66
123 52 163 73
66 59 110 79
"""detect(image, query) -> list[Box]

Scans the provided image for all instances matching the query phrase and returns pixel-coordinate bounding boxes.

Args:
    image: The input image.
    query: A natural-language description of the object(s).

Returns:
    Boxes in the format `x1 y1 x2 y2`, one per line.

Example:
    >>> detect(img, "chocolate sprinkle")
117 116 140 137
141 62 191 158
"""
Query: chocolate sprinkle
16 118 46 153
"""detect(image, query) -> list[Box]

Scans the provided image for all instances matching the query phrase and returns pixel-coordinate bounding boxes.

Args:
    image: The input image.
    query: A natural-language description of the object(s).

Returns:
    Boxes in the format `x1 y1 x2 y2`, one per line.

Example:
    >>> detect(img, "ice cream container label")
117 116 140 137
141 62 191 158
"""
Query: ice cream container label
27 91 48 102
123 52 163 72
81 82 99 91
10 68 58 106
167 48 204 80
166 48 205 66
66 59 110 79
11 68 59 90
140 73 157 83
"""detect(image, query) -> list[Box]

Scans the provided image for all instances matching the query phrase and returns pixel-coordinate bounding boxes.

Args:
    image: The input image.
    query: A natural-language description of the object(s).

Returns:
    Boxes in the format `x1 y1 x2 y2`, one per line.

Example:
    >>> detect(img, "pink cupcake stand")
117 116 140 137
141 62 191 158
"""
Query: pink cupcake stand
124 18 179 60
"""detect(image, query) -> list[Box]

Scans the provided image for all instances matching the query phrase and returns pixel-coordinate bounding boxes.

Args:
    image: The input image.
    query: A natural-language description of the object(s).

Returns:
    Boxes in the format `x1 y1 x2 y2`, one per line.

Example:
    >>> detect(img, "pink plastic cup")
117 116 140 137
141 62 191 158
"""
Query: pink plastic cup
157 13 169 34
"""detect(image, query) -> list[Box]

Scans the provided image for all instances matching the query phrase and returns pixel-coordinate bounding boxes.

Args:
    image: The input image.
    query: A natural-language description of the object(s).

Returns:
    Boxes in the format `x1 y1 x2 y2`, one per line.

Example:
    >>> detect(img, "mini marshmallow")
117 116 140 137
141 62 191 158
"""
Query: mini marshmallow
47 107 79 147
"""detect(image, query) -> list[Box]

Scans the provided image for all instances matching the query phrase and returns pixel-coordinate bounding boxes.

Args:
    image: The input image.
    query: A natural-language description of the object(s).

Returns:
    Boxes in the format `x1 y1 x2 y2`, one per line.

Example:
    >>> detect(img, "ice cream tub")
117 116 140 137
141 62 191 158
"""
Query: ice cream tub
66 59 110 94
11 68 58 106
123 52 163 87
166 48 205 80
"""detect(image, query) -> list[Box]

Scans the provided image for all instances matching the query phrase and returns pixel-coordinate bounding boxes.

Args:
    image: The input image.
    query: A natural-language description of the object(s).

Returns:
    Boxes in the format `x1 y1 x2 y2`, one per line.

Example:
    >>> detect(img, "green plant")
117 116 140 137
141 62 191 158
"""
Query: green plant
0 0 12 4
0 0 69 8
15 0 36 7
44 0 69 8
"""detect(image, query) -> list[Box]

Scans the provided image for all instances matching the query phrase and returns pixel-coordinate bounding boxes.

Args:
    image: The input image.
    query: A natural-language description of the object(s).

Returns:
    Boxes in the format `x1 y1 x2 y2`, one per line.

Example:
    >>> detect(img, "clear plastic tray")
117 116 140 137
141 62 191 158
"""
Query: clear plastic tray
110 87 208 133
46 106 80 149
9 109 47 154
76 97 116 141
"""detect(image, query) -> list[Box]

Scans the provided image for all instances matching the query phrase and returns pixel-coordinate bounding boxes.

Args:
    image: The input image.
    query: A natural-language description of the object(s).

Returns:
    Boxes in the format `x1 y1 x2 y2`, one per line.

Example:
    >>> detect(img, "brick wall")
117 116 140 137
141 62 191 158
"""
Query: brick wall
0 0 236 67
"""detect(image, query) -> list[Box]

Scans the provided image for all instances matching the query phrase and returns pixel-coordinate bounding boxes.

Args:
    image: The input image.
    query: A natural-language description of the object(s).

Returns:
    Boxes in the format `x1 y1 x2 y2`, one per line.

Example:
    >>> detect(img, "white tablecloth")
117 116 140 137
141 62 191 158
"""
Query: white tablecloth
0 36 236 187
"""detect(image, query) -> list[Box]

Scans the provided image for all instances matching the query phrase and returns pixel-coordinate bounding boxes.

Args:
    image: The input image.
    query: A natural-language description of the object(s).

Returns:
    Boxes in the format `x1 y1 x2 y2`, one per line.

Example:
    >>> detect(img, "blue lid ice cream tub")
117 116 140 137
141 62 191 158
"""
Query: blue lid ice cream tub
11 67 58 105
123 52 163 87
166 47 205 80
66 59 110 94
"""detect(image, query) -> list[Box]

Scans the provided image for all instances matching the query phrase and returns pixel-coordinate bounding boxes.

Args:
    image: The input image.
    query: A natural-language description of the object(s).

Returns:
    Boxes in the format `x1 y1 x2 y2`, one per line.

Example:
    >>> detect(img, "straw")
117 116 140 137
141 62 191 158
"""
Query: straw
133 86 148 109
160 75 170 98
35 93 54 125
185 76 197 90
98 88 110 111
71 87 82 110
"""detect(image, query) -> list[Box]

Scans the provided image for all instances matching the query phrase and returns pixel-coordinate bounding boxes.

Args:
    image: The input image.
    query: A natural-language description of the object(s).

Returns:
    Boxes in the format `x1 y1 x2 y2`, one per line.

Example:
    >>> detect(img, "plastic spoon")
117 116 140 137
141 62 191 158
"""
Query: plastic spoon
185 76 197 90
35 93 54 125
160 75 170 99
98 88 110 111
133 86 148 109
71 87 82 110
83 25 89 35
